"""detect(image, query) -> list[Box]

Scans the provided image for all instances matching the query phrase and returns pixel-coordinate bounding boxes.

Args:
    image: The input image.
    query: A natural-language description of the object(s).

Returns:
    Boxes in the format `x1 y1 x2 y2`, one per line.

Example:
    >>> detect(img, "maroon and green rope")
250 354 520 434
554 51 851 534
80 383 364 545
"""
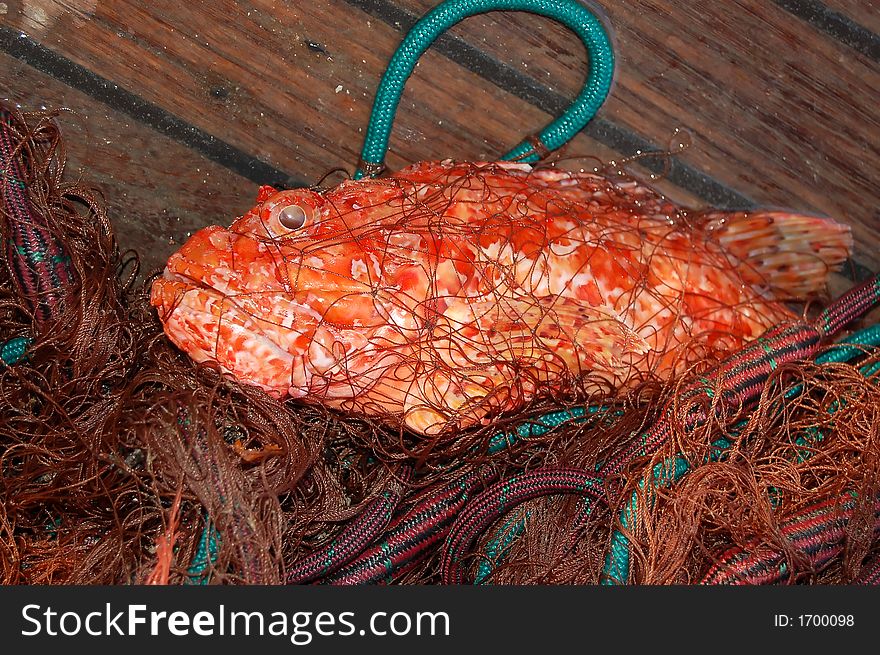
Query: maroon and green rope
320 467 497 585
440 468 603 584
700 492 880 585
286 466 413 584
857 556 880 585
0 107 73 329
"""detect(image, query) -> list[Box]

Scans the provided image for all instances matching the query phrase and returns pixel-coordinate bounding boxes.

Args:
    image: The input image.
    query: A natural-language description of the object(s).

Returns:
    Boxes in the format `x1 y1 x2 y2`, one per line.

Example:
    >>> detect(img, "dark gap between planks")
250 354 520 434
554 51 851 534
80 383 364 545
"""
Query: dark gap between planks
771 0 880 61
0 27 305 189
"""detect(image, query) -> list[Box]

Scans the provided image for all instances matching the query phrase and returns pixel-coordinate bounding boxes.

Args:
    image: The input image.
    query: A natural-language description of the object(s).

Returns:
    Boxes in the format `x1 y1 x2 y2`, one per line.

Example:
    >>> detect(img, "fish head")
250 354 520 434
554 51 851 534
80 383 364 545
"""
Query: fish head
150 182 417 401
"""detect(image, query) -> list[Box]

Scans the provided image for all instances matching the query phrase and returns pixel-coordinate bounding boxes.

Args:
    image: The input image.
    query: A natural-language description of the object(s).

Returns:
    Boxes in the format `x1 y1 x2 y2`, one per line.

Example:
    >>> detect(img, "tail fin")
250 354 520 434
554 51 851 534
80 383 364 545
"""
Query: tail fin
706 211 852 299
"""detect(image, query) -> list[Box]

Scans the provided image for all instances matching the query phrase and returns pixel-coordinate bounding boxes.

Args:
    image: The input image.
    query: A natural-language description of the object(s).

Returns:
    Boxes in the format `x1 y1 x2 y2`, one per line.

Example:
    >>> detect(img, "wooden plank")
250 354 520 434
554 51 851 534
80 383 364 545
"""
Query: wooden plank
2 0 877 274
1 50 256 275
0 2 627 177
396 0 880 273
0 1 713 204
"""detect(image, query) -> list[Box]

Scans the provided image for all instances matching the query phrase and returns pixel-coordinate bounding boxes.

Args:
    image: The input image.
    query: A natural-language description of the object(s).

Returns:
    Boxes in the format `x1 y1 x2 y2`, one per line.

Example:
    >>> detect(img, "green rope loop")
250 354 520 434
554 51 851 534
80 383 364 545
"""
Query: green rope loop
355 0 615 178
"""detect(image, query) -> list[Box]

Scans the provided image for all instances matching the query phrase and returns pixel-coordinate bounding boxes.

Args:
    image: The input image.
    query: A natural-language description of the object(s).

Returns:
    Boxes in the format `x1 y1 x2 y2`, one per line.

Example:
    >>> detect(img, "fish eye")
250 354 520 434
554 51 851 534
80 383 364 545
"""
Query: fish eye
258 190 322 236
277 204 307 230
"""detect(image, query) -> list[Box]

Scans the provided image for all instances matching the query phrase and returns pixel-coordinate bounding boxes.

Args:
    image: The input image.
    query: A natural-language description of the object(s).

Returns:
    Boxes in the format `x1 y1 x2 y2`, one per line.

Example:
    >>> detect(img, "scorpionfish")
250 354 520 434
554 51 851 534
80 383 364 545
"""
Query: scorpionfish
151 160 852 434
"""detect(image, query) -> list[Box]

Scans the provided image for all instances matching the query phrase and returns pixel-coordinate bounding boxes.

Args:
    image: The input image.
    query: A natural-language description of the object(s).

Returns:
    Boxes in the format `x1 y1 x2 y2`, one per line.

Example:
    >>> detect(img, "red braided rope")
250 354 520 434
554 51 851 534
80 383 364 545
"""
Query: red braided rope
321 467 497 585
816 274 880 337
441 468 603 584
0 106 74 328
856 557 880 585
286 467 412 584
700 493 880 585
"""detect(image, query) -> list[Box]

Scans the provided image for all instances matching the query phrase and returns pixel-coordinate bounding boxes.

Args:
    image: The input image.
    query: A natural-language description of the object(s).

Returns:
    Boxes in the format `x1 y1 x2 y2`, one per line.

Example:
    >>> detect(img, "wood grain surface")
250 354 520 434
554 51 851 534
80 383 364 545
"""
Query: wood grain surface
0 0 878 278
396 0 880 270
0 2 627 177
1 49 255 275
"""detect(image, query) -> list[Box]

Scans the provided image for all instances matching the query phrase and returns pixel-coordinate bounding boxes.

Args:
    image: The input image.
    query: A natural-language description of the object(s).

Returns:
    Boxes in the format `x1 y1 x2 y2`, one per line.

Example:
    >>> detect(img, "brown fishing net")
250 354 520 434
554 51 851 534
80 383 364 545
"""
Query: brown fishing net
470 355 880 584
1 103 878 585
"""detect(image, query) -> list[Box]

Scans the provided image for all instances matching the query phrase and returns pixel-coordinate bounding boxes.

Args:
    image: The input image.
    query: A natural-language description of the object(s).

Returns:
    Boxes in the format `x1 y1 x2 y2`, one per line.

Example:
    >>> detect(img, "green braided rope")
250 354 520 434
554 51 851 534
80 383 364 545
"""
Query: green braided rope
355 0 615 178
812 323 880 365
487 405 613 454
474 510 530 584
186 519 220 584
602 323 880 584
0 336 31 366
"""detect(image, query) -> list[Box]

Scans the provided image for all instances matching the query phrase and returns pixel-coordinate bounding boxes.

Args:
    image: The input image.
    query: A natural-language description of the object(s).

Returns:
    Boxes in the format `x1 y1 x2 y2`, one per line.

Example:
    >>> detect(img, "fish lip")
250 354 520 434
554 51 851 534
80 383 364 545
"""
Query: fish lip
159 265 235 304
155 276 313 395
157 266 360 396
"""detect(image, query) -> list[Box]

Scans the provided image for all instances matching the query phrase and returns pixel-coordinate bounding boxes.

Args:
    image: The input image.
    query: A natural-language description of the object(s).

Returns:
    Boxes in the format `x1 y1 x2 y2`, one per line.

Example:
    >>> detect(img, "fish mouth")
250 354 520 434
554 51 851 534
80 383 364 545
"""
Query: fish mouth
151 265 382 400
152 272 395 404
151 267 309 397
150 224 398 403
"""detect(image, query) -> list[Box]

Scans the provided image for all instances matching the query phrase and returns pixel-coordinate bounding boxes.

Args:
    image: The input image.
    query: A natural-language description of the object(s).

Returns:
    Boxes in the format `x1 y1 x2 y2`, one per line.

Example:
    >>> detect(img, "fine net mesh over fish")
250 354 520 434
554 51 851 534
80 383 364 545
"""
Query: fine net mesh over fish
2 104 878 585
151 159 849 438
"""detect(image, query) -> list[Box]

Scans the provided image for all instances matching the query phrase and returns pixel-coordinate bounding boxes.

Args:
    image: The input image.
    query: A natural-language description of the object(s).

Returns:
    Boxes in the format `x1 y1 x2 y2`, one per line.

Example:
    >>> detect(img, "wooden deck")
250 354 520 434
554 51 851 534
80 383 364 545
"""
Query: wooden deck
1 0 878 280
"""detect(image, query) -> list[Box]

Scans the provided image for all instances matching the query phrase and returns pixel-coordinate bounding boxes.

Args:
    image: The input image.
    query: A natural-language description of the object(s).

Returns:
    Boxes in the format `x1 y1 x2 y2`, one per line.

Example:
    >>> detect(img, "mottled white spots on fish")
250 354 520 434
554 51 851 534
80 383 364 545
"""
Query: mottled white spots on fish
389 308 417 330
369 253 382 279
207 269 235 295
237 332 294 381
387 232 421 249
507 256 546 295
299 294 332 322
208 230 232 250
279 310 296 329
548 239 579 257
351 258 369 281
308 331 337 373
548 265 576 296
480 240 515 265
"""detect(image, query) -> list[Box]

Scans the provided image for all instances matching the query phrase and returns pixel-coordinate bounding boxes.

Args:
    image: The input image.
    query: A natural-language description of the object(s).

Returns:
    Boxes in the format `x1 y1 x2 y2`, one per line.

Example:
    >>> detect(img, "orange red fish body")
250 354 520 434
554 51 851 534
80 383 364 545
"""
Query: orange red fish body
150 160 851 433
